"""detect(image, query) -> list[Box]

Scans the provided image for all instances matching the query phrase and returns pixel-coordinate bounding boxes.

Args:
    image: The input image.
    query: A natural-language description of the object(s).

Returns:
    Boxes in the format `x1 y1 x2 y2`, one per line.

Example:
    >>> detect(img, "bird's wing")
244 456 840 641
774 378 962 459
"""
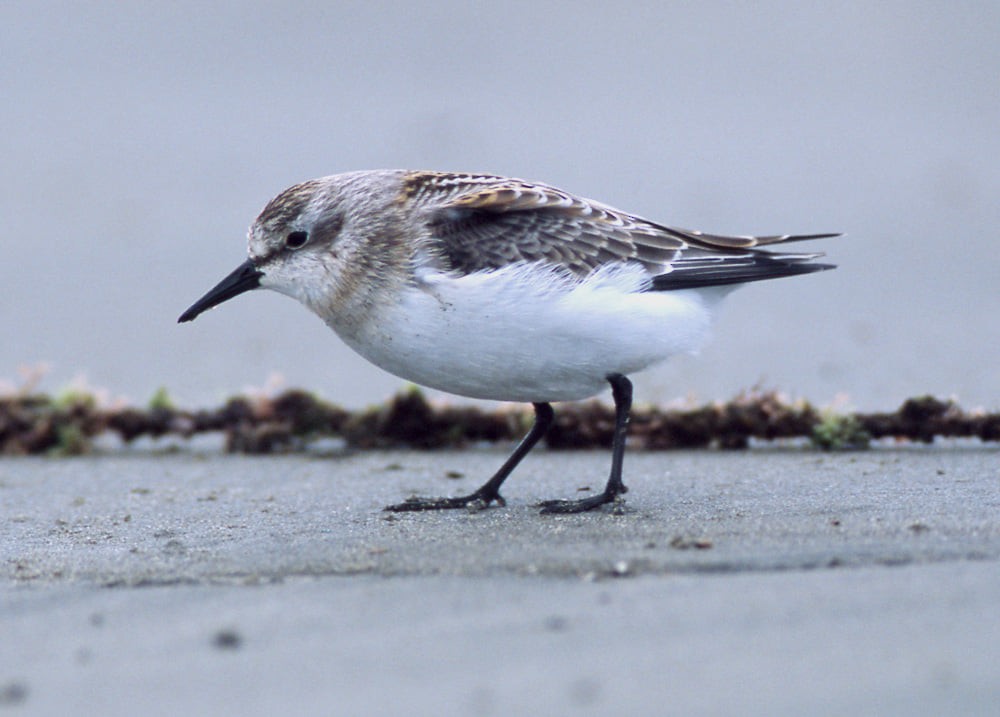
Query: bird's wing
405 172 837 288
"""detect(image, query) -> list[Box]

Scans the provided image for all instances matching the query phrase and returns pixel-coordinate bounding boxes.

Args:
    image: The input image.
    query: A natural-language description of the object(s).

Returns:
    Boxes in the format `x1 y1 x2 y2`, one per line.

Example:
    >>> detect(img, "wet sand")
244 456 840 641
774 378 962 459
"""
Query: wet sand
2 449 999 715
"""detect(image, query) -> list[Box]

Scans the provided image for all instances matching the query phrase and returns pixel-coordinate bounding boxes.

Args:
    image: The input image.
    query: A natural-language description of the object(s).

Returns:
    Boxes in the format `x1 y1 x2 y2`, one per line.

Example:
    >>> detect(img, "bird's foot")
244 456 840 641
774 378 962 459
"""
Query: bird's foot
384 488 505 513
537 488 627 515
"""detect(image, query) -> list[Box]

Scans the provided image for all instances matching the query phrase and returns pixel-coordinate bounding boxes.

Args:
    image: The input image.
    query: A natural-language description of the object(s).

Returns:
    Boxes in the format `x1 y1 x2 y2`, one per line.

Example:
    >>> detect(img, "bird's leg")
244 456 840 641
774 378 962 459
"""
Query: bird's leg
384 402 555 512
538 374 632 514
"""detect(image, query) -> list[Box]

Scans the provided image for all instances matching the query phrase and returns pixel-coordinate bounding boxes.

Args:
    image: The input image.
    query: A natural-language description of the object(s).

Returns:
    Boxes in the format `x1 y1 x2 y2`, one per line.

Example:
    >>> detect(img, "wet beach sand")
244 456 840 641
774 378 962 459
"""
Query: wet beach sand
2 449 999 715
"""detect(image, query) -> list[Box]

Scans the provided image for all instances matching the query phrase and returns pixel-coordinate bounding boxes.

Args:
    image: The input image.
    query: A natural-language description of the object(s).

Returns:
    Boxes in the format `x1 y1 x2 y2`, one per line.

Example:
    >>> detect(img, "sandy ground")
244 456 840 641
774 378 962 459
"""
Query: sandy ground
2 448 999 715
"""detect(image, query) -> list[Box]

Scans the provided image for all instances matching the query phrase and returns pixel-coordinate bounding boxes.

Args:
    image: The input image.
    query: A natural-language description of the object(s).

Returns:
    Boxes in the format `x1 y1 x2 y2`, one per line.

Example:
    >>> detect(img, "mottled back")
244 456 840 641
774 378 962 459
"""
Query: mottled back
402 172 836 288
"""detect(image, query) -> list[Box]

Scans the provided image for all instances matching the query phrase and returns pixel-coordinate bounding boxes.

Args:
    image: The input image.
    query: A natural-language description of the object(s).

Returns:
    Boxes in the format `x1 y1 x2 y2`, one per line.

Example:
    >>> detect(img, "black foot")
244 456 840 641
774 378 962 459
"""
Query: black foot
537 488 627 514
384 489 505 513
384 402 553 515
538 374 634 515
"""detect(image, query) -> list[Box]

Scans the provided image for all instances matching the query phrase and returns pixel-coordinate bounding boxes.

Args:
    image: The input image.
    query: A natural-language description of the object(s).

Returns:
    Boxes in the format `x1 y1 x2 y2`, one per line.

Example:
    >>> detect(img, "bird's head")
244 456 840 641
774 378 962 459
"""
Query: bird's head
178 172 406 324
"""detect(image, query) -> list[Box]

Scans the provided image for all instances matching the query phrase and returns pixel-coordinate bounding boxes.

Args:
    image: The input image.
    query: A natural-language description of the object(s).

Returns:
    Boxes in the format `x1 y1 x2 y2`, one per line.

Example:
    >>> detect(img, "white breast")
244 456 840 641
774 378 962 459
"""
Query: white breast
328 263 724 402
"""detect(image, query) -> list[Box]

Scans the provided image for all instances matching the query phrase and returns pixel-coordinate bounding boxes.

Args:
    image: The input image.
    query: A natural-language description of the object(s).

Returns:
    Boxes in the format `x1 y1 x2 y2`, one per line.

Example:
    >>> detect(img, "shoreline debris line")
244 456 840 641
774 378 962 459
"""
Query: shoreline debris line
2 388 998 456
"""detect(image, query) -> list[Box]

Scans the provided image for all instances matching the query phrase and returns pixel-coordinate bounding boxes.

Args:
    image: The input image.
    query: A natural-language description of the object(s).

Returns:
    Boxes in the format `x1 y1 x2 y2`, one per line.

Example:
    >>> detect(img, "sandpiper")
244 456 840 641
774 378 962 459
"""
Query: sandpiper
179 170 836 513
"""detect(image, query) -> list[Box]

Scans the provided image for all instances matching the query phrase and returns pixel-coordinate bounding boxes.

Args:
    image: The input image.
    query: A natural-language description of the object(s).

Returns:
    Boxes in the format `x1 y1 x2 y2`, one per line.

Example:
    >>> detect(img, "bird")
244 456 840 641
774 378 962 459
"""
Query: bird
179 170 836 513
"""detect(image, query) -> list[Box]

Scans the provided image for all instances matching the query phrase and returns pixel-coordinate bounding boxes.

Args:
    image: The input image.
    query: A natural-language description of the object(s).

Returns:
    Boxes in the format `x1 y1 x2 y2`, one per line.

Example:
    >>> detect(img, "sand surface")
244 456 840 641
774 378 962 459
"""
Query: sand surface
2 449 999 715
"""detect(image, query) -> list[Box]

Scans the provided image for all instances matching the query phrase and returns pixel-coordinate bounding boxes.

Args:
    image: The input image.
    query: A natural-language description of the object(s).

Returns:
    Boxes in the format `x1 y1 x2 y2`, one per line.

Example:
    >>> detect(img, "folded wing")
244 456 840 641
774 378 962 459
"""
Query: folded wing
406 172 837 289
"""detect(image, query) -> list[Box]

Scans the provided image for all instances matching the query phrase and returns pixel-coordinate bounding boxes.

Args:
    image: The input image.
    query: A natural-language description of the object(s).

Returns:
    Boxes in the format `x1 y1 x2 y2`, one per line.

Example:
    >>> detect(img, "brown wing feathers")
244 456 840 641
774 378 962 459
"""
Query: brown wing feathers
405 172 836 288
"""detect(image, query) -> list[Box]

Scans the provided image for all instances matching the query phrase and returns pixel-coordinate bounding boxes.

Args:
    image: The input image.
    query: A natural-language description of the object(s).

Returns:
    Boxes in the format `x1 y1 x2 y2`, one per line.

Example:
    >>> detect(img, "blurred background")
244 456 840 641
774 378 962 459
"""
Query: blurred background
2 2 997 410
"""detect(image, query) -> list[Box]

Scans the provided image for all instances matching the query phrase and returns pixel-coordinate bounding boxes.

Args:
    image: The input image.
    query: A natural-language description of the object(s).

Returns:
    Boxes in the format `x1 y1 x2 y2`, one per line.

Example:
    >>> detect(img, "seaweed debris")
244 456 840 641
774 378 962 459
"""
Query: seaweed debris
1 389 997 456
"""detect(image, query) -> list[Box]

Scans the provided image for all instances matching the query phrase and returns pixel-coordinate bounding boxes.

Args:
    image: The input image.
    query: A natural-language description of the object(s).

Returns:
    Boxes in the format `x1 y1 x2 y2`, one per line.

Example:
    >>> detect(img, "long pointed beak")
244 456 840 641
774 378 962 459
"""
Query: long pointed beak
178 259 264 323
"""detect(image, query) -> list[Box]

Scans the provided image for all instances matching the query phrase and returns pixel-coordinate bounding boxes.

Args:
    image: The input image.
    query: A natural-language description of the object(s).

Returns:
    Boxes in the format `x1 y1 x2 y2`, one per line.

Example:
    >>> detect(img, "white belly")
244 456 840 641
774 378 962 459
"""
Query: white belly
330 263 723 402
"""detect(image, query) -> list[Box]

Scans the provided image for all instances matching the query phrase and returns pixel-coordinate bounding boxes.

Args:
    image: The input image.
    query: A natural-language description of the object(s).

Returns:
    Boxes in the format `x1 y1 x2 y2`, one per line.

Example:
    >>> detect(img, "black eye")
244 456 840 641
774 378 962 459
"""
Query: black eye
285 231 309 250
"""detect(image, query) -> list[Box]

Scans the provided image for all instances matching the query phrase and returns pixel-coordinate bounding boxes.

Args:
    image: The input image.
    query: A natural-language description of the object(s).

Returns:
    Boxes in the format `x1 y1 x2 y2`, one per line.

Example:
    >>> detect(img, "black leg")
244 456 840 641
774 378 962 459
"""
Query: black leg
384 402 555 512
538 374 632 514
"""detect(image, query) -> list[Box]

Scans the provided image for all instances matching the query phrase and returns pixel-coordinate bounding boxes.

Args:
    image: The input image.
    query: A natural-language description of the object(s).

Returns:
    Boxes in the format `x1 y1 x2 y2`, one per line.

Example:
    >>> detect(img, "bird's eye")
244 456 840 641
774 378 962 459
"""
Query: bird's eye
285 231 309 250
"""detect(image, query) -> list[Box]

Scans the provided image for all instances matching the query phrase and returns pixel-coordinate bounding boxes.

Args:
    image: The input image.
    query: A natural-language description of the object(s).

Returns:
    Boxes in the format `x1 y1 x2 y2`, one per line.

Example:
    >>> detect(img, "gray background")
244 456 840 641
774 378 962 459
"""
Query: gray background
3 2 998 410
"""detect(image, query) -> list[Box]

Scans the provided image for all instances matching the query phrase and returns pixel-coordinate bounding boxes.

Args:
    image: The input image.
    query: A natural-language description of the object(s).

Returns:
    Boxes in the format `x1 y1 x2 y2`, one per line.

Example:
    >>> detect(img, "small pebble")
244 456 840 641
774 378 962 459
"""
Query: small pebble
213 629 242 650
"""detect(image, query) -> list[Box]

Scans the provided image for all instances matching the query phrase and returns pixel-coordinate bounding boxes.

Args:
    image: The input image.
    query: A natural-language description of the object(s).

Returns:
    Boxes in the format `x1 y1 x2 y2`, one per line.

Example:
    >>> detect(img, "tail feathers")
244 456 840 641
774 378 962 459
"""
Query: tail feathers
650 252 836 291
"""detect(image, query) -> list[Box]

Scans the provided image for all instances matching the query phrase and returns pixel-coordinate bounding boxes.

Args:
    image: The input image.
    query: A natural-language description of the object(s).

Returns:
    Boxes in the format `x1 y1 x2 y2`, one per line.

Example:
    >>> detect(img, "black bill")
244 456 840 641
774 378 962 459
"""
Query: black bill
177 259 263 323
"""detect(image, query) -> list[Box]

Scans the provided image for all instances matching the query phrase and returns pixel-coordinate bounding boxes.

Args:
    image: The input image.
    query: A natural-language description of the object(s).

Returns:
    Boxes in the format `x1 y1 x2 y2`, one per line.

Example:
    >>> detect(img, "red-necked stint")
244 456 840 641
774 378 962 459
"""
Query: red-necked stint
179 170 837 513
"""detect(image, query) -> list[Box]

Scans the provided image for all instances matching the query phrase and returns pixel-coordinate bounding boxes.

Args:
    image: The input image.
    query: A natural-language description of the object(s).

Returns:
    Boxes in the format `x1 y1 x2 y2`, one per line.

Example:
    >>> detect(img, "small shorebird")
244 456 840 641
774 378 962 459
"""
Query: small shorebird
179 170 836 513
